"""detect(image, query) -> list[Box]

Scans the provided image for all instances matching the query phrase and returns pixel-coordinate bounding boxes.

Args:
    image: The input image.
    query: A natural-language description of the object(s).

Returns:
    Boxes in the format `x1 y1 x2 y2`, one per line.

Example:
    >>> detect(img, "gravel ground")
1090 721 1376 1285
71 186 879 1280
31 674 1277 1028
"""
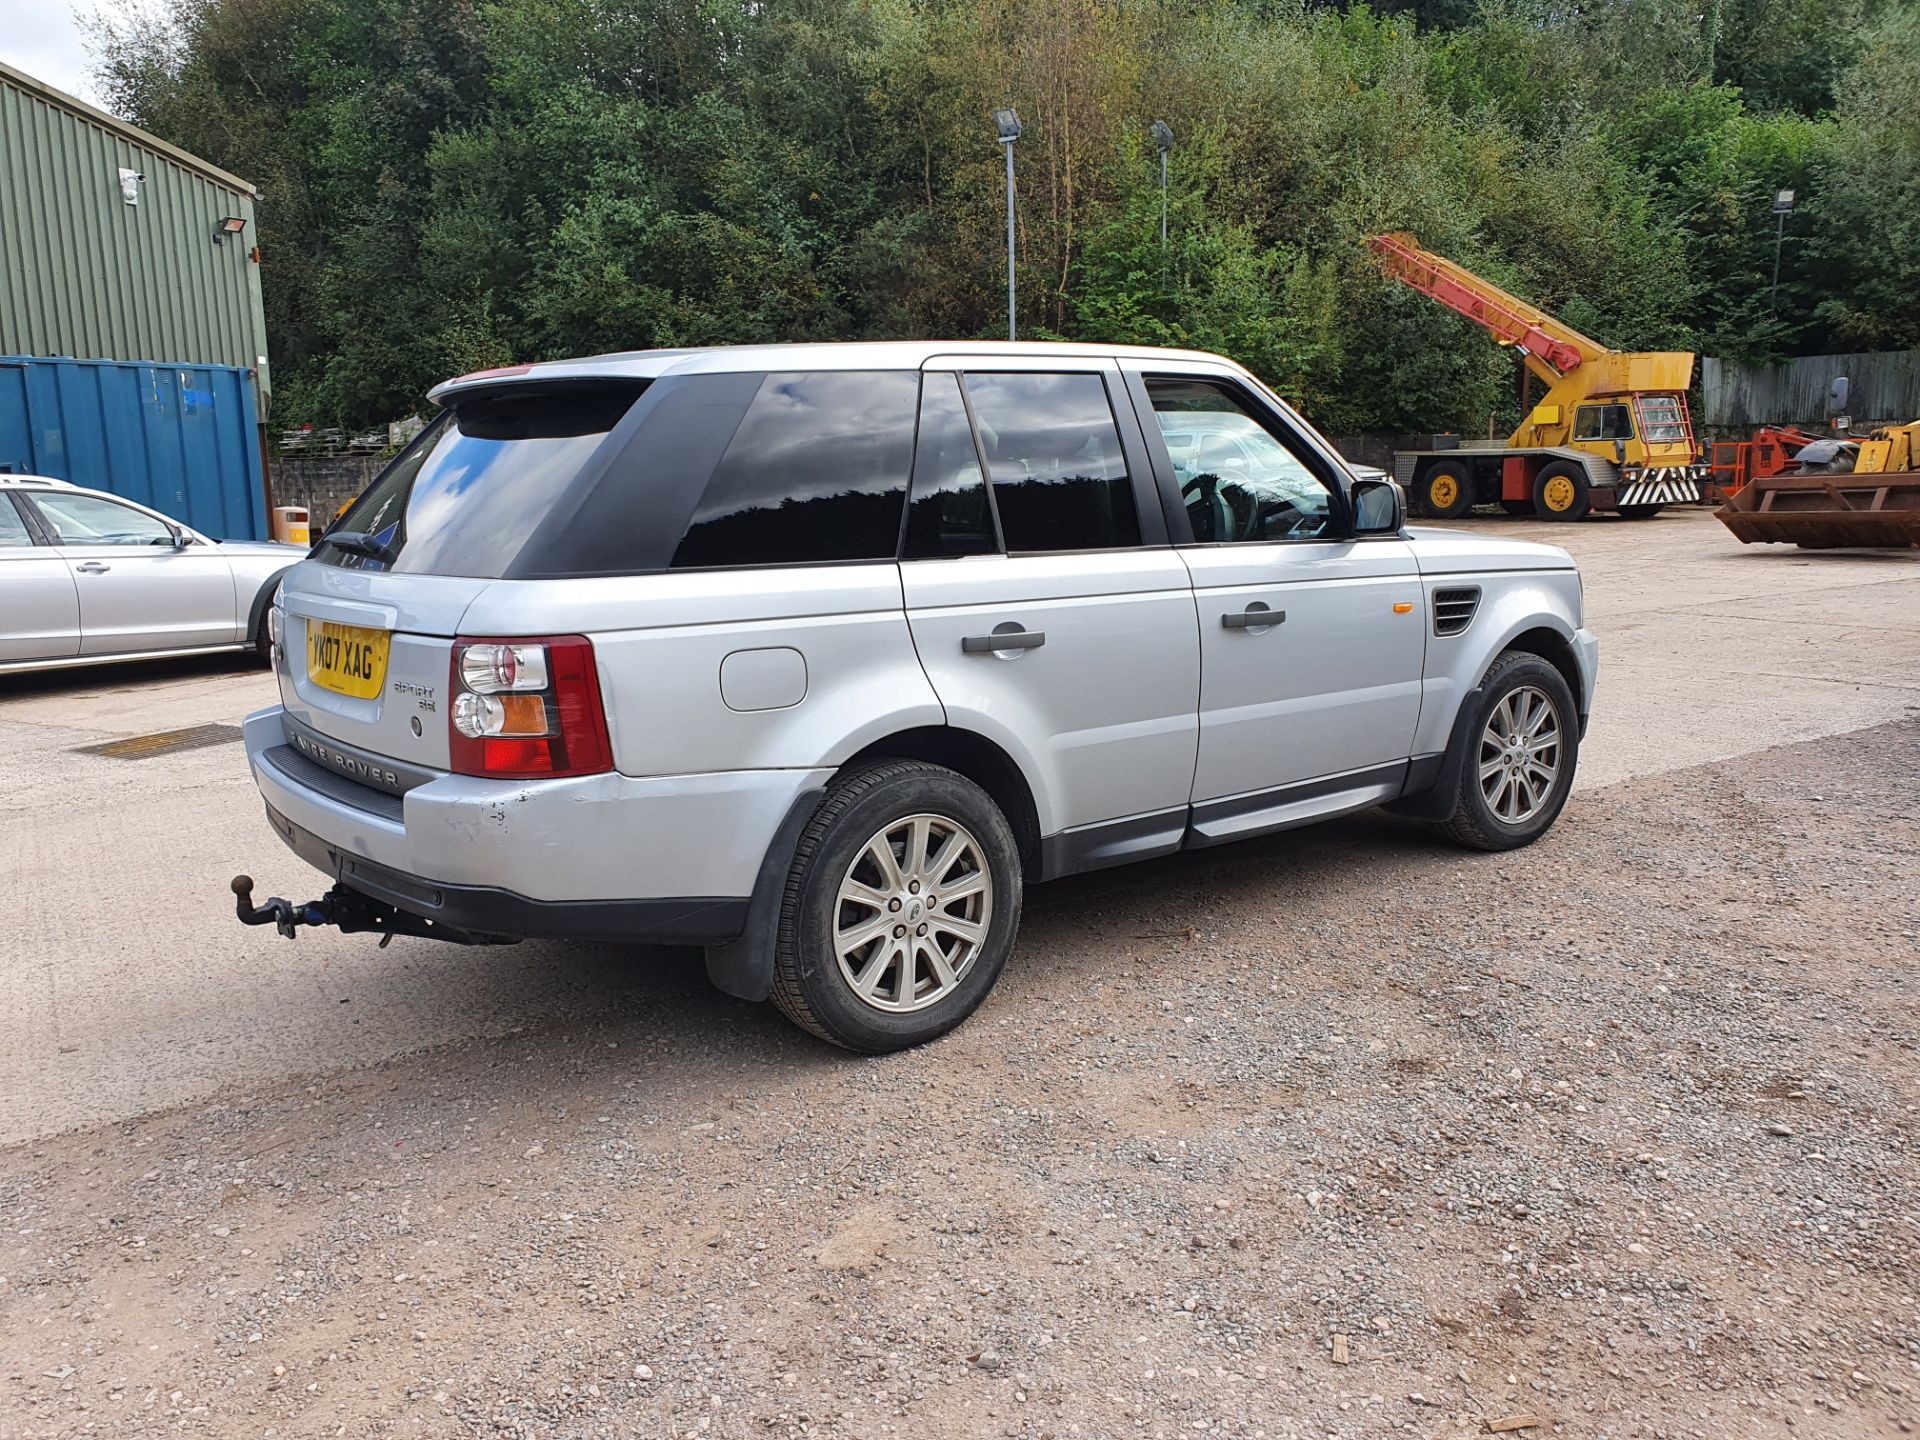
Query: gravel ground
2 719 1915 1440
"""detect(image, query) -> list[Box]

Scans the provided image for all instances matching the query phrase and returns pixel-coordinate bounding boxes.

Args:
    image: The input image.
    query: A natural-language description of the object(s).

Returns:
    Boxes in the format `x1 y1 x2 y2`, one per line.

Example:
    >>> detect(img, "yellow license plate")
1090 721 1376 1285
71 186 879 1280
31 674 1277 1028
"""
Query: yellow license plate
306 621 390 699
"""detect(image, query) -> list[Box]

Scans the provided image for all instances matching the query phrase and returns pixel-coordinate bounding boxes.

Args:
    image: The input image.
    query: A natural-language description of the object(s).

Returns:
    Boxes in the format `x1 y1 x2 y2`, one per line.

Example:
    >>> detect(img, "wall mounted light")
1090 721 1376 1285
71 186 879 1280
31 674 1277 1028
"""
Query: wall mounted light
213 216 248 245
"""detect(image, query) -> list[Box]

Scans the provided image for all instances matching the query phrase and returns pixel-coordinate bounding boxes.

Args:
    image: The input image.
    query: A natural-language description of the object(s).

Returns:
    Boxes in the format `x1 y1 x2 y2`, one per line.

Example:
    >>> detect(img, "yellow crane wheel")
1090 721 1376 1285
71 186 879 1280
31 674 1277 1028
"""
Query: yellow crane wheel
1428 472 1460 510
1542 475 1578 512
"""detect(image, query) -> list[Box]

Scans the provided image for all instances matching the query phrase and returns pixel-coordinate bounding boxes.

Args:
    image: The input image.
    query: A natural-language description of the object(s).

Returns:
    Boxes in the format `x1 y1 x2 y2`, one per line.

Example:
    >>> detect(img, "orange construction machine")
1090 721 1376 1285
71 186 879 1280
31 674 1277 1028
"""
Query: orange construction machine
1370 233 1710 521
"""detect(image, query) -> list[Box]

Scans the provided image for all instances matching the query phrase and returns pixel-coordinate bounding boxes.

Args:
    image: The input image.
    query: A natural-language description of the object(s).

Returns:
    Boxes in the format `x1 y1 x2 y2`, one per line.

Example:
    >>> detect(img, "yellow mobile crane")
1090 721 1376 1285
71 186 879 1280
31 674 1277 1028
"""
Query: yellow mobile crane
1371 233 1710 520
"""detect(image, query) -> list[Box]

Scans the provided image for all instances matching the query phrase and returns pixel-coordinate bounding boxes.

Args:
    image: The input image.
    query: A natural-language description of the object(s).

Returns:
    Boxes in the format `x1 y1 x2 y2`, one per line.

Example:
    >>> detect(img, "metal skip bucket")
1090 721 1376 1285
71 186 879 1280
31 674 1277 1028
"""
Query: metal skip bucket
1716 470 1920 549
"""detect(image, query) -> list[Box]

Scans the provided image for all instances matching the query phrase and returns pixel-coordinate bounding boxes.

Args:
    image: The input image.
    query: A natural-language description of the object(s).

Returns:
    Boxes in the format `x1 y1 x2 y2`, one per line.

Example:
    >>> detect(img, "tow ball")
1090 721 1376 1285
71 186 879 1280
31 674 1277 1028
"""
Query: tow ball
229 875 509 947
230 874 337 940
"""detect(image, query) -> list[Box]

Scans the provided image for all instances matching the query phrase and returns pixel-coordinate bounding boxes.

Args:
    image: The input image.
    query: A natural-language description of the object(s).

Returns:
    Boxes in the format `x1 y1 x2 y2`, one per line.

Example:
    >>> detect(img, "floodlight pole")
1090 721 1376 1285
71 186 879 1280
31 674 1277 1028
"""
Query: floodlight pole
1003 137 1017 341
1771 189 1795 320
1159 148 1168 244
1150 121 1175 246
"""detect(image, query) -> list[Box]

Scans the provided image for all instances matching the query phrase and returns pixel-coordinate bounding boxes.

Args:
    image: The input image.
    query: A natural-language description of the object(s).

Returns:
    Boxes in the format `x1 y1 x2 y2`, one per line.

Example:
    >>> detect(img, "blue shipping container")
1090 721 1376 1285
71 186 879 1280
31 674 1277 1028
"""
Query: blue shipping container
0 355 265 540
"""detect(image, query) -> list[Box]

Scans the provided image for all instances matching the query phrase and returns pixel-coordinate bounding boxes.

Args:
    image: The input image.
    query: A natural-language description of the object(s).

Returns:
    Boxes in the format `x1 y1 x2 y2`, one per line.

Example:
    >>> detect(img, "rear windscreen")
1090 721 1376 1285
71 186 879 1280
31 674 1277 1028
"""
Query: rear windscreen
316 383 646 578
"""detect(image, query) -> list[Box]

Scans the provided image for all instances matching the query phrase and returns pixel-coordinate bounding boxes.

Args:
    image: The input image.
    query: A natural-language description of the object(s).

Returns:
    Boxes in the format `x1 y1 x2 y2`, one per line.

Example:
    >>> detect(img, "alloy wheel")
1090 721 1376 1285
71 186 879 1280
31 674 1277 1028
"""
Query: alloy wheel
833 813 994 1013
1478 685 1562 825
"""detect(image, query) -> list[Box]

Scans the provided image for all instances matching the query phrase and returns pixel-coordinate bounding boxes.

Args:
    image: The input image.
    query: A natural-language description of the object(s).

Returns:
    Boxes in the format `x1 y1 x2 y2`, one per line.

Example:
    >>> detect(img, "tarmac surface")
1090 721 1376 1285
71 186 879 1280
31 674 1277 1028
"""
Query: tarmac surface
2 506 1917 1145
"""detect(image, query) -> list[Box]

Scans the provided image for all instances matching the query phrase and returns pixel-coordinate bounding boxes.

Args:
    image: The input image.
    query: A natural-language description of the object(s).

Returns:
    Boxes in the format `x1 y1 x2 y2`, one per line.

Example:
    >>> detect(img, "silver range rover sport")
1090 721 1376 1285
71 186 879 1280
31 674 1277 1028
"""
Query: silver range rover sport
234 341 1598 1053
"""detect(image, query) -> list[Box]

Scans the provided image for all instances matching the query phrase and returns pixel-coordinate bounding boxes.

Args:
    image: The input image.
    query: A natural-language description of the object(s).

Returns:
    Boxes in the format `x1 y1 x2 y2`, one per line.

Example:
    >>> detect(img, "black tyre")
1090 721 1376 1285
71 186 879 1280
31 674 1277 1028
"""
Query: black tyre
770 760 1023 1053
1532 461 1591 521
248 607 274 666
1617 504 1662 520
1433 651 1579 851
1416 459 1474 519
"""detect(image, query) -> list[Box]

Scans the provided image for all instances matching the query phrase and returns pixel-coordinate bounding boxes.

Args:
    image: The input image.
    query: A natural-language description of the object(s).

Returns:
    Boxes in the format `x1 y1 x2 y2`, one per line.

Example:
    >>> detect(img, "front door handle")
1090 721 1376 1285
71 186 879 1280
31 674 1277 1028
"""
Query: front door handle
962 628 1046 654
1221 605 1284 630
75 561 111 574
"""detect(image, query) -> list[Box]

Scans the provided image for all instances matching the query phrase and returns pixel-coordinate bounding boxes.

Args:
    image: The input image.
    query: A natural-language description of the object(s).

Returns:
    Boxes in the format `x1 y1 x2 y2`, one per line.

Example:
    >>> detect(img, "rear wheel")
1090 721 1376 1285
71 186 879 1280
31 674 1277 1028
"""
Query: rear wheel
1433 651 1579 851
770 760 1022 1053
1416 459 1474 519
1533 462 1591 521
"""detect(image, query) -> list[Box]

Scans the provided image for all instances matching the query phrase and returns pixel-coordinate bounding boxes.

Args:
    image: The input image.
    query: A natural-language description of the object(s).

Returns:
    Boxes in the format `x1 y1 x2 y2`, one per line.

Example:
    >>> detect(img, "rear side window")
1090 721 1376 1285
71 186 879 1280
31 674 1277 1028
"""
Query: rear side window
670 371 918 568
0 494 35 547
318 384 644 578
962 372 1139 551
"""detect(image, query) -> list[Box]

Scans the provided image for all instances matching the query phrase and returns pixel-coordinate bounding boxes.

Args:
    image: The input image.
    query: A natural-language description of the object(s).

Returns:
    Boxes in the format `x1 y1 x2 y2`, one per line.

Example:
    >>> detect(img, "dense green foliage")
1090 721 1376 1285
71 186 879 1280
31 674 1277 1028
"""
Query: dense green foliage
94 0 1920 432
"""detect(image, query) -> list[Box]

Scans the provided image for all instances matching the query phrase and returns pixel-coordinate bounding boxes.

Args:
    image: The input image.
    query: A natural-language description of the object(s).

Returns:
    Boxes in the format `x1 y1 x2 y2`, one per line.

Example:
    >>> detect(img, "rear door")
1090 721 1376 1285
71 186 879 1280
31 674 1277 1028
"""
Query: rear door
22 489 239 655
1127 363 1425 835
901 358 1200 864
0 492 79 662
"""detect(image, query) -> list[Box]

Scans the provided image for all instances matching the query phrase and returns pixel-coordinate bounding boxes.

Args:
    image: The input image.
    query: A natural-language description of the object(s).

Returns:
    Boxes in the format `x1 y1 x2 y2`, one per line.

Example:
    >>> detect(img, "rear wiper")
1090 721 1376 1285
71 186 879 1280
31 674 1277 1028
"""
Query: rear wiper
324 530 396 564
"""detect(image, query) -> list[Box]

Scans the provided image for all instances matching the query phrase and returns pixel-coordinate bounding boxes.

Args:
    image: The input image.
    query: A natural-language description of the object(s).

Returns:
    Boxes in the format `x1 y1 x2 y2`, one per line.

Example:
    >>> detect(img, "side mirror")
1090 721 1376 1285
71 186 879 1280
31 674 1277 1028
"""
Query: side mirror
1614 439 1627 465
170 524 192 549
1351 477 1404 535
1826 375 1849 417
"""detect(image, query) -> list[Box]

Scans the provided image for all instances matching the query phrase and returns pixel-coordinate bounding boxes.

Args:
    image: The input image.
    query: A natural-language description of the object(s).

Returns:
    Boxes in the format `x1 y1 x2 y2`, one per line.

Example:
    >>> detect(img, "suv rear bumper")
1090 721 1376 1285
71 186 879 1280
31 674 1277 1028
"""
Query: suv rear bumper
260 803 748 942
243 706 829 941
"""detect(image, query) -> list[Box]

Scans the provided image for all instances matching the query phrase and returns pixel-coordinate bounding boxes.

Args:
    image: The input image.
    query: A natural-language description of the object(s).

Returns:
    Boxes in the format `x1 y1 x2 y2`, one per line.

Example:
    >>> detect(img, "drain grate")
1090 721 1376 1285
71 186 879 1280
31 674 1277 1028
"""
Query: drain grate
77 723 245 759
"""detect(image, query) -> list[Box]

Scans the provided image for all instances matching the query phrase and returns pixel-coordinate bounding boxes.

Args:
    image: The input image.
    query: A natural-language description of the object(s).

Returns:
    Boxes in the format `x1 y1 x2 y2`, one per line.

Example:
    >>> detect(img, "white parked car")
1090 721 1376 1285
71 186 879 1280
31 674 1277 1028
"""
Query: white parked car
0 476 303 673
234 341 1597 1053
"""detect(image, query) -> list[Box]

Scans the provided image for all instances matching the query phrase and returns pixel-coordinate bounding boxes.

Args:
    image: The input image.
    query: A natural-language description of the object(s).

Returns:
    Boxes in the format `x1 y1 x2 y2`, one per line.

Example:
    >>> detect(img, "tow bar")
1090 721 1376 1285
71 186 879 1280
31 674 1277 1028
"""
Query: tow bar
230 875 511 947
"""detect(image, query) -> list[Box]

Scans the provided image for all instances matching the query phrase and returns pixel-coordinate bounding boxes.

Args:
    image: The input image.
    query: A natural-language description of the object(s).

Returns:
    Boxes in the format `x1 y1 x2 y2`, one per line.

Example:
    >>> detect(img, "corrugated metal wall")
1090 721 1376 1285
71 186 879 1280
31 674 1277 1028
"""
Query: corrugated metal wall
0 66 270 397
1701 350 1920 430
0 356 266 540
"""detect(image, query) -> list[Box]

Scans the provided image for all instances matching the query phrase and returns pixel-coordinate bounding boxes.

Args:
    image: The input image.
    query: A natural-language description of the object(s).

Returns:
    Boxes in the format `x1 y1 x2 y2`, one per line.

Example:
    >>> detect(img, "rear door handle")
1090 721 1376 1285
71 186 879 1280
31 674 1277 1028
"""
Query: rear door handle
962 629 1046 654
75 561 111 574
1221 606 1284 630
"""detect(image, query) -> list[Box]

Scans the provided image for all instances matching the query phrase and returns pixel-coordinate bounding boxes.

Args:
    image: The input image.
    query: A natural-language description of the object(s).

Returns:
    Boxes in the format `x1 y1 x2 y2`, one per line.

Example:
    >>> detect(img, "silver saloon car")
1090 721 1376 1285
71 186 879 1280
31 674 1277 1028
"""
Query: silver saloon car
0 475 303 673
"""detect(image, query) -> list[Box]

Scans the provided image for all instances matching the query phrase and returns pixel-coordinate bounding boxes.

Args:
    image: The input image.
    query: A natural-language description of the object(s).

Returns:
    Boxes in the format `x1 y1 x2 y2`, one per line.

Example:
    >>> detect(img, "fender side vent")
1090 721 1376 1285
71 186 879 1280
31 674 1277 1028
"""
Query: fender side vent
1433 586 1481 636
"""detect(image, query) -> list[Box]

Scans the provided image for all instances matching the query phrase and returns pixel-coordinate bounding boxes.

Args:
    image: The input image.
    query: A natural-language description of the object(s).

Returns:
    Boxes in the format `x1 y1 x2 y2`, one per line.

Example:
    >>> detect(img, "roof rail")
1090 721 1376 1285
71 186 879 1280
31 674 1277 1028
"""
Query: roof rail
0 474 78 488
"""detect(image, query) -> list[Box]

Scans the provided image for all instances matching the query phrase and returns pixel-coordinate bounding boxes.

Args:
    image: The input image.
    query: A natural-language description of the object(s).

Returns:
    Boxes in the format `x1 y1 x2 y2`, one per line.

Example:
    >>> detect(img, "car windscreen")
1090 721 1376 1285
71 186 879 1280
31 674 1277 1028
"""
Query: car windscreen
315 382 647 578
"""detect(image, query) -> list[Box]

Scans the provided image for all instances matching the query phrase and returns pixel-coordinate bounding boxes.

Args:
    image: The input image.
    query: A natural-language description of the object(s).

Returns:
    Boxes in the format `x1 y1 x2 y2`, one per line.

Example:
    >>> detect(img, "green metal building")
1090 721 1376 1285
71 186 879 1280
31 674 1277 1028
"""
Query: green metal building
0 59 269 391
0 60 274 536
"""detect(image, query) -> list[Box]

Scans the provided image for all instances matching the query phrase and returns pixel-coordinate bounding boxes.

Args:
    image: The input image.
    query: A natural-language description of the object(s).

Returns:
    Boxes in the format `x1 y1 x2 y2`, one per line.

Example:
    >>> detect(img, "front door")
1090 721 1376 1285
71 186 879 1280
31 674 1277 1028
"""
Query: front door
23 489 238 655
1131 367 1426 835
900 361 1200 865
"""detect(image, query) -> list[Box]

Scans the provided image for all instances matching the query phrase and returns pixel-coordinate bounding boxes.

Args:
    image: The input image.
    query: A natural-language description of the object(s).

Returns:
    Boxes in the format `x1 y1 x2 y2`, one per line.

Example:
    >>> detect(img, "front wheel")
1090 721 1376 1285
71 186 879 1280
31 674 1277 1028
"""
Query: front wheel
770 760 1023 1053
1433 651 1579 851
1532 462 1591 521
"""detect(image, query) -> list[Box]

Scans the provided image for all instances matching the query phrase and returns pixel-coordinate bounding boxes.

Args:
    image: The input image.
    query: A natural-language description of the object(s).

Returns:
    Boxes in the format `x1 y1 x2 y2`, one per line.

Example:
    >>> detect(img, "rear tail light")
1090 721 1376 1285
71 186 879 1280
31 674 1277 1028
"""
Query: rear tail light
448 635 613 778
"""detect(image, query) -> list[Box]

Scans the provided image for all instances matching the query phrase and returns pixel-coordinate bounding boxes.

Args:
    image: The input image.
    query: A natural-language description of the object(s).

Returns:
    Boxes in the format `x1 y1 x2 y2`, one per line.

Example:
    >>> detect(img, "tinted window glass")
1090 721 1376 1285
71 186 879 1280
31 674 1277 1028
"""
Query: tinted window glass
671 371 917 568
319 383 644 577
33 492 175 545
905 373 996 558
1146 378 1335 543
0 495 33 547
963 373 1139 551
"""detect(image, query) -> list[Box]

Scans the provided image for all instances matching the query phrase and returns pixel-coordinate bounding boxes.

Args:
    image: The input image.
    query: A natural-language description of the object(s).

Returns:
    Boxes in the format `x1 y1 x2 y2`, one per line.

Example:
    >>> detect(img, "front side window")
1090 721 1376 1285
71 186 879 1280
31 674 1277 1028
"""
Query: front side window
962 372 1140 552
1146 378 1335 543
672 371 918 568
0 495 35 547
32 492 175 546
1572 404 1634 442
